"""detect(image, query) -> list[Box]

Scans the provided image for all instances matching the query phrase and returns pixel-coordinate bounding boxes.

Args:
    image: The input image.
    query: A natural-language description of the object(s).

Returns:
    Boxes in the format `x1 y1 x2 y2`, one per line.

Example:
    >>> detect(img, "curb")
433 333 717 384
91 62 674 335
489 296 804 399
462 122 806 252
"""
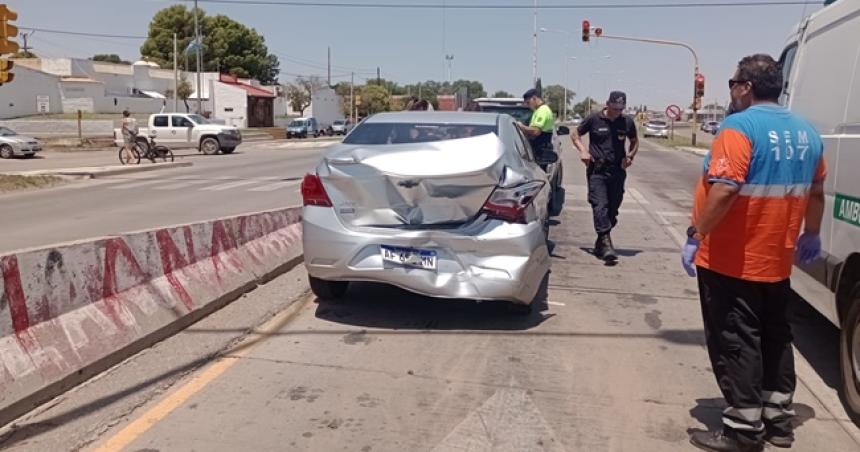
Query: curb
4 162 193 179
0 207 304 427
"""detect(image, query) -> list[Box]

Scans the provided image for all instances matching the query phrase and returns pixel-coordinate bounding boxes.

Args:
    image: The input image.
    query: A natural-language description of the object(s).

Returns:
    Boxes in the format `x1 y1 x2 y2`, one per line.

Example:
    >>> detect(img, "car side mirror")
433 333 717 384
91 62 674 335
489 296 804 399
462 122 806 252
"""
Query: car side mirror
556 126 570 136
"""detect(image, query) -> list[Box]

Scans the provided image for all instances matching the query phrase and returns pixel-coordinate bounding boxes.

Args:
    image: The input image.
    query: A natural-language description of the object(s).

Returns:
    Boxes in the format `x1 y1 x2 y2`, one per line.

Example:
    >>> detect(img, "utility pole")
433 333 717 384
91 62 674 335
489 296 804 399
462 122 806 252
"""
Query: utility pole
173 33 179 113
350 71 355 124
532 0 538 84
193 0 203 114
20 30 33 56
327 46 331 87
377 67 381 85
445 54 454 84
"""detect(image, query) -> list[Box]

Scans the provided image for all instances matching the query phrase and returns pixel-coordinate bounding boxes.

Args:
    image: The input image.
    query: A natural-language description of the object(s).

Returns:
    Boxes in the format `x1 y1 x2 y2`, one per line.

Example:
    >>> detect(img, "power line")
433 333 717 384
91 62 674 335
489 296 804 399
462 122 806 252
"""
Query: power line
17 26 146 39
187 0 819 9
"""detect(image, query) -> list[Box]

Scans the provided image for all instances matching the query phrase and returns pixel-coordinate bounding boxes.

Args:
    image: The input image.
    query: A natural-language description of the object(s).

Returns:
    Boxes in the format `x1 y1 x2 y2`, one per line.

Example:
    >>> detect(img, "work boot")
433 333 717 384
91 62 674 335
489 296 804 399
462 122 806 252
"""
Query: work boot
593 234 607 259
690 430 763 452
602 233 618 262
764 429 794 448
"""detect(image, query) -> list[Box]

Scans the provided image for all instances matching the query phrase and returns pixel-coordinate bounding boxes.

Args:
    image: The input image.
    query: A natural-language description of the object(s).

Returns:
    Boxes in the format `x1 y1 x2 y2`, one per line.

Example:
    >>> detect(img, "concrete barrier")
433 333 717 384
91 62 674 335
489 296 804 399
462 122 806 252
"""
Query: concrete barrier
0 207 303 426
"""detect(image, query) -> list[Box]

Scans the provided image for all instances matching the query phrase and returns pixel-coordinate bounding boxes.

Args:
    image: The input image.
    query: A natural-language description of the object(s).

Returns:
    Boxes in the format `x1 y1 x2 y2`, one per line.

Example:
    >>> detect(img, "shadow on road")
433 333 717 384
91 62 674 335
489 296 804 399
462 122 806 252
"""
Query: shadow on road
688 397 817 435
314 276 553 331
787 291 843 392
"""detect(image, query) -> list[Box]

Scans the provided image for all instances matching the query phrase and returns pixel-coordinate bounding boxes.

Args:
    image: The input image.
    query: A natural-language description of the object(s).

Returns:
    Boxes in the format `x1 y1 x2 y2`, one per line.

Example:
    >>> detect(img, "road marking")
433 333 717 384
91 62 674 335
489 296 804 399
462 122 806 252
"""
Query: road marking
656 211 690 218
199 180 262 191
666 189 692 201
547 301 566 307
431 378 566 452
91 294 313 452
107 179 165 190
152 179 211 190
247 180 301 192
627 187 651 205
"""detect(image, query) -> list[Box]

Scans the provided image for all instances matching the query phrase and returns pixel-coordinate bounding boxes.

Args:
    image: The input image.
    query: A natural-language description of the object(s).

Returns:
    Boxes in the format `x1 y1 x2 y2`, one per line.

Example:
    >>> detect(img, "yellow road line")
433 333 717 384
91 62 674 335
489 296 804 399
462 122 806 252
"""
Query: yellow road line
92 293 313 452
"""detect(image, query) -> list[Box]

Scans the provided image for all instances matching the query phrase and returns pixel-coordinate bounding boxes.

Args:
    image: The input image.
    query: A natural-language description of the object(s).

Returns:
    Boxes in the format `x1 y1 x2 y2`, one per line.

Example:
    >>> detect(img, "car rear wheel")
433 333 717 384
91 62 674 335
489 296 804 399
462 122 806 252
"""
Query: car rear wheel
840 285 860 422
201 137 220 155
0 144 14 159
309 276 349 301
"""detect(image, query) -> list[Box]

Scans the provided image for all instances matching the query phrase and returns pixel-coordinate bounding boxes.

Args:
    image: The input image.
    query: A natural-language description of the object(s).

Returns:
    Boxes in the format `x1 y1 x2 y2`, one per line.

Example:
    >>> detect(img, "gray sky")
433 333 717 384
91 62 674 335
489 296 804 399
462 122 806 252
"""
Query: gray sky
11 0 822 110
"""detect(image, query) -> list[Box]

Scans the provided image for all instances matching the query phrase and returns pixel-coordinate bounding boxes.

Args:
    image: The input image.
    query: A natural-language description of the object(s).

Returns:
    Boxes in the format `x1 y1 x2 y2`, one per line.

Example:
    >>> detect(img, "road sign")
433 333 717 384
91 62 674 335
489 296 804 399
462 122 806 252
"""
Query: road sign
36 95 50 114
666 104 682 120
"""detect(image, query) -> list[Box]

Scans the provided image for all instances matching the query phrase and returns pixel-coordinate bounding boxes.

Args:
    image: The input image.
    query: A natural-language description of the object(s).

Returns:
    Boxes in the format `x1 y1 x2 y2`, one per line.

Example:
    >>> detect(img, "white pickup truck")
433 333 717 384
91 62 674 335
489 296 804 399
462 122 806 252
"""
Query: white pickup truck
114 113 242 155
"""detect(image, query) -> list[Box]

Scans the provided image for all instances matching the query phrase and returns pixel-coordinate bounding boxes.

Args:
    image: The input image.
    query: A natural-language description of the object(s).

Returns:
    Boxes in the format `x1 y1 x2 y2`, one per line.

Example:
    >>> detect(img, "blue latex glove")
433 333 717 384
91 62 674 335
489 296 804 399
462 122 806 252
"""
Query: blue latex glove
796 232 821 265
681 237 700 277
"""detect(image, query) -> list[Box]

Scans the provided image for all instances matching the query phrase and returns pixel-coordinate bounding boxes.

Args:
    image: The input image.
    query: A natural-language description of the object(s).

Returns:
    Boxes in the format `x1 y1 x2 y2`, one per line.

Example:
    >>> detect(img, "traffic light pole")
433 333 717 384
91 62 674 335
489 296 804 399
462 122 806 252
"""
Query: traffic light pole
587 33 701 146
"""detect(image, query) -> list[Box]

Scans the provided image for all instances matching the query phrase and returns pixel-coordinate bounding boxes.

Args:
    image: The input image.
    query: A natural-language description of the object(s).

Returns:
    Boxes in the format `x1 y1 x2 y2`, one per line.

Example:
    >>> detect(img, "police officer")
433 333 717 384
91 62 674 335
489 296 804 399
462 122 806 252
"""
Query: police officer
516 89 555 164
682 54 826 452
571 91 638 262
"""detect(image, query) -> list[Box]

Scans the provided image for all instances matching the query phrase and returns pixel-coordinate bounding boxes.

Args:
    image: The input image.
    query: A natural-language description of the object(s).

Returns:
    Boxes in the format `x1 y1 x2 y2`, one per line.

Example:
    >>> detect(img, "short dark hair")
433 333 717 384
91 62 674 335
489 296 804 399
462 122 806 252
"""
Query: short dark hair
736 54 783 101
523 89 540 101
122 110 130 117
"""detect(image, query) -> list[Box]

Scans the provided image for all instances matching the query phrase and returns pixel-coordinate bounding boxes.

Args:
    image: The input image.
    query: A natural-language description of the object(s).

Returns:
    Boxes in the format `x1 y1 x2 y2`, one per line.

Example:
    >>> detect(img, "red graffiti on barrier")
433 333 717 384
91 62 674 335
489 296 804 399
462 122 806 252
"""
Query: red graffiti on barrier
183 226 197 265
156 229 195 311
1 256 30 334
101 238 148 328
210 220 243 278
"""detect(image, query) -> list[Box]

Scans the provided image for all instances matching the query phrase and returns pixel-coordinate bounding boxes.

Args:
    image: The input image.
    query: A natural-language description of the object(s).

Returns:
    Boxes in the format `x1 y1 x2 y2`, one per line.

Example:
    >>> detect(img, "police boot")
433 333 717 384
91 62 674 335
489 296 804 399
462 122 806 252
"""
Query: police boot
690 430 763 452
602 233 618 263
593 234 607 259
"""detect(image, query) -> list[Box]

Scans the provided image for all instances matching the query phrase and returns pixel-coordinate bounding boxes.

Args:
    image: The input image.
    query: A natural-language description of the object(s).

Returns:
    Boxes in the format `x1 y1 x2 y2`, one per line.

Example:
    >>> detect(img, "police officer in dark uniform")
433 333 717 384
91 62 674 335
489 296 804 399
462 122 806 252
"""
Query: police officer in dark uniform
571 91 639 262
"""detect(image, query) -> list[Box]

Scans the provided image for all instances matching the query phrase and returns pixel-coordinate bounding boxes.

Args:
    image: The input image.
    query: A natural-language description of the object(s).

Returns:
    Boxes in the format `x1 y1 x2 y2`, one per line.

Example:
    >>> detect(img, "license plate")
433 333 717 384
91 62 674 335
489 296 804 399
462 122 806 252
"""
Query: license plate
381 246 437 270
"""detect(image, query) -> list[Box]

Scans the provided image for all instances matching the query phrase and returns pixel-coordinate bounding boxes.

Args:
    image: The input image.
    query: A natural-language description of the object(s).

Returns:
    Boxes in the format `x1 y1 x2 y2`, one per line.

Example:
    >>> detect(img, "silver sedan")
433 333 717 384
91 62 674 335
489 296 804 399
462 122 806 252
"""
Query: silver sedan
301 112 559 311
0 127 42 159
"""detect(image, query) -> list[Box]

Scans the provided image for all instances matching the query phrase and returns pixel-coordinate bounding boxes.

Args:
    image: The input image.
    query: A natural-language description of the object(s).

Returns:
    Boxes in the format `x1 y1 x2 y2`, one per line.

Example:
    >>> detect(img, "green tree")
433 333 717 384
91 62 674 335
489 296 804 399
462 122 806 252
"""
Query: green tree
91 54 131 65
492 90 514 98
286 76 324 116
177 78 194 112
360 84 391 115
140 5 280 84
542 84 575 118
573 97 601 118
449 79 486 102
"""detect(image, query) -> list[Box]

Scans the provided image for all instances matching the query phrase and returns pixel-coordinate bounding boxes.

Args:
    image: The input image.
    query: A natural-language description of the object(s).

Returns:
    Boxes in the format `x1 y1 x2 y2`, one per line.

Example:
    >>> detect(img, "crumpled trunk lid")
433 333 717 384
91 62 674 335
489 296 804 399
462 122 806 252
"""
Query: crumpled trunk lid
318 133 506 228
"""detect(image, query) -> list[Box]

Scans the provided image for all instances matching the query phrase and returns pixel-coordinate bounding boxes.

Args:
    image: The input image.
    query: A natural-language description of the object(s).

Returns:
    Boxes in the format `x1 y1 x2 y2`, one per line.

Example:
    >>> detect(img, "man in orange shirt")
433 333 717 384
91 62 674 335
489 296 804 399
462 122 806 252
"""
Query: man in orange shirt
682 55 826 452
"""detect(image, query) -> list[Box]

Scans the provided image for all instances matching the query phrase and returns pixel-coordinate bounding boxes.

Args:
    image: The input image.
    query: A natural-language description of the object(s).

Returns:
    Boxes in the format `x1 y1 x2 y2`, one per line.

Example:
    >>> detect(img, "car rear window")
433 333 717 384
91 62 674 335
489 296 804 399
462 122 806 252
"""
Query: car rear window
343 123 498 145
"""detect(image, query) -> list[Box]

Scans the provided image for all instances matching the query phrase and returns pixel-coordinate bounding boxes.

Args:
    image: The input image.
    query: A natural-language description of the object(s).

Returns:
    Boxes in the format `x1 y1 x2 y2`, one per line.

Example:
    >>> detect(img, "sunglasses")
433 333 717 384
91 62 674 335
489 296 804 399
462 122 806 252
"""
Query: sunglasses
728 79 750 89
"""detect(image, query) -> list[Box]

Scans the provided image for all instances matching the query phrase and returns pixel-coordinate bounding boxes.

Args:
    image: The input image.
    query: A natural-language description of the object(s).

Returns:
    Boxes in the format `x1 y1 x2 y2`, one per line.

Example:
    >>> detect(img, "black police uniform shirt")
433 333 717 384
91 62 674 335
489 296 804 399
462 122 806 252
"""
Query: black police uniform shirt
577 111 638 165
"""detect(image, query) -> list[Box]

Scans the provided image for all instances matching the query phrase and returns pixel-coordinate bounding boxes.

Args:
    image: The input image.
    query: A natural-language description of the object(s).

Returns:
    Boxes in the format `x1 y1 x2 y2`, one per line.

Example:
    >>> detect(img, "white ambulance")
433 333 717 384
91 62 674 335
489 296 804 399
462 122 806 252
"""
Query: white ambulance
780 0 860 419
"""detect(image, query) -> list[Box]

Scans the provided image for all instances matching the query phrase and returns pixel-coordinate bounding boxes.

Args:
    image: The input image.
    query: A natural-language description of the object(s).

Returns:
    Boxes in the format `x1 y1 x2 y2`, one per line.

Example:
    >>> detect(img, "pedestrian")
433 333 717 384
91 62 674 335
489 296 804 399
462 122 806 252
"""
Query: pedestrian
682 54 826 452
516 88 556 165
570 91 638 262
409 99 430 111
120 110 139 164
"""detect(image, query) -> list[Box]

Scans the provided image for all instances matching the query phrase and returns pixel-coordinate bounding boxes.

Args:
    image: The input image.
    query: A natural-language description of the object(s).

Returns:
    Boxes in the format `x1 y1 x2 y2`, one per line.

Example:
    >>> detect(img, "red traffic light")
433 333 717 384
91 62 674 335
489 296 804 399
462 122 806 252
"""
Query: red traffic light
582 20 591 42
694 73 705 98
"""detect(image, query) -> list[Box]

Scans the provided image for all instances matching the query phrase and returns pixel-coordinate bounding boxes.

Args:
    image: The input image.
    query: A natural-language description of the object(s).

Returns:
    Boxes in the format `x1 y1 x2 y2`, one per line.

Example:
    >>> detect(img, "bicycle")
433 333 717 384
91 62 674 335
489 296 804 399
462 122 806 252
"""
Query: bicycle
118 133 174 165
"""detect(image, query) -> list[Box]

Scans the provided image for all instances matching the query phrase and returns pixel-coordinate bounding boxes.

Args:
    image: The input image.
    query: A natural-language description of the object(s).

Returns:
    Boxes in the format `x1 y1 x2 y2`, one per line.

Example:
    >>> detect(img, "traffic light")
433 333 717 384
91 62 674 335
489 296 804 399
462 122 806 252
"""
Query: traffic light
694 73 705 99
582 20 590 42
594 27 603 37
0 58 13 85
0 4 19 55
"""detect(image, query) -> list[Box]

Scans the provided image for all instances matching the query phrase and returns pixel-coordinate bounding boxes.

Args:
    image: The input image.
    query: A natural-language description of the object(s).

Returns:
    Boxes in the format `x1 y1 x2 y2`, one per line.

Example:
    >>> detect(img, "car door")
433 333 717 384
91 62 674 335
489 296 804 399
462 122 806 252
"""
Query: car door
151 114 170 143
171 115 195 147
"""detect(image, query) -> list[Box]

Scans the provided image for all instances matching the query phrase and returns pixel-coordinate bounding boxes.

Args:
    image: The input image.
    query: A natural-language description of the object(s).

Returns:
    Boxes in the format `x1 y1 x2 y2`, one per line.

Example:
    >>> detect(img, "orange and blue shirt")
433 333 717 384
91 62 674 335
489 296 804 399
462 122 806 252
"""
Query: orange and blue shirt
693 104 826 282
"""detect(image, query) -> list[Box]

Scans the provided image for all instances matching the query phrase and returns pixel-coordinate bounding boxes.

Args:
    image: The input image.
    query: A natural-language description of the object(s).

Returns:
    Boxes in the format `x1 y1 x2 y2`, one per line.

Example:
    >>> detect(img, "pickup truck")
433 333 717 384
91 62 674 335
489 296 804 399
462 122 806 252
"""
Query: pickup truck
114 113 242 155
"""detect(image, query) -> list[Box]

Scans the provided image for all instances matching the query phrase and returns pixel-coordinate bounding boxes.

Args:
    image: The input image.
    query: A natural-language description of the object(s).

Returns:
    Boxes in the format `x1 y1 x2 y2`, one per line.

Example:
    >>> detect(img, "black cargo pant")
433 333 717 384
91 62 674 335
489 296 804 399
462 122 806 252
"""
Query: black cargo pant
697 267 796 446
587 162 626 235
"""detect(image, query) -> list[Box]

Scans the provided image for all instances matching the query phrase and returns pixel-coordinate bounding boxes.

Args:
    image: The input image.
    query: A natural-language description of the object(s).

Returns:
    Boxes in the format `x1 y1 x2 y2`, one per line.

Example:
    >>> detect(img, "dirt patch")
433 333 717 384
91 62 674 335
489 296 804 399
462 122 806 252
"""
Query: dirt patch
0 175 66 193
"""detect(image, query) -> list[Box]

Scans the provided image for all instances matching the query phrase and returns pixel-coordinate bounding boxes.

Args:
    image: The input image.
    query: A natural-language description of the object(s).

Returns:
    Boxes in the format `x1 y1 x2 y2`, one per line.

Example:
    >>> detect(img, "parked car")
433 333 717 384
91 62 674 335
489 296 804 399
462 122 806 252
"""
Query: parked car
113 113 241 155
0 127 42 159
701 120 721 134
776 0 860 419
473 97 533 124
643 120 670 138
286 117 321 139
570 114 583 127
331 119 352 135
301 112 556 312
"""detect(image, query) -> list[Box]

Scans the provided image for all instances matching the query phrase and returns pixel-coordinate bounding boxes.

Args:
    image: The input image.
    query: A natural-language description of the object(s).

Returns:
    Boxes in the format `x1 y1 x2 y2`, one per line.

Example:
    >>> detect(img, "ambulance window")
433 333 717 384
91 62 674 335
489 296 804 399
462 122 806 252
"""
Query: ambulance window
778 44 798 105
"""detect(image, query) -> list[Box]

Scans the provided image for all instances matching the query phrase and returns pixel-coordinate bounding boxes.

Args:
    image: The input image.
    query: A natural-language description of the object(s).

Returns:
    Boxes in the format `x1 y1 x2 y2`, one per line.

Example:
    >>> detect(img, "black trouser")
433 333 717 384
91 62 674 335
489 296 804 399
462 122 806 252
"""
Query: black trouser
587 163 626 235
697 267 797 445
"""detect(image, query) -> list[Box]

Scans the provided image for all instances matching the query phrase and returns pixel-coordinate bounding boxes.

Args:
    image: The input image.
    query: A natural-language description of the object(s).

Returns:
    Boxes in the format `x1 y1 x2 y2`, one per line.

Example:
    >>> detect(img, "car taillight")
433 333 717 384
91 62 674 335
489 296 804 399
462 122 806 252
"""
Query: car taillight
301 173 332 207
481 181 545 224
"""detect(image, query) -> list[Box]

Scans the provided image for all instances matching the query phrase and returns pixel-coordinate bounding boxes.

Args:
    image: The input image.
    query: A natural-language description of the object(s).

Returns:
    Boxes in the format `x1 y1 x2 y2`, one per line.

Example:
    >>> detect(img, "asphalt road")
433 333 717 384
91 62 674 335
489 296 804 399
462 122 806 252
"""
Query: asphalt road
0 141 332 253
3 138 858 452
